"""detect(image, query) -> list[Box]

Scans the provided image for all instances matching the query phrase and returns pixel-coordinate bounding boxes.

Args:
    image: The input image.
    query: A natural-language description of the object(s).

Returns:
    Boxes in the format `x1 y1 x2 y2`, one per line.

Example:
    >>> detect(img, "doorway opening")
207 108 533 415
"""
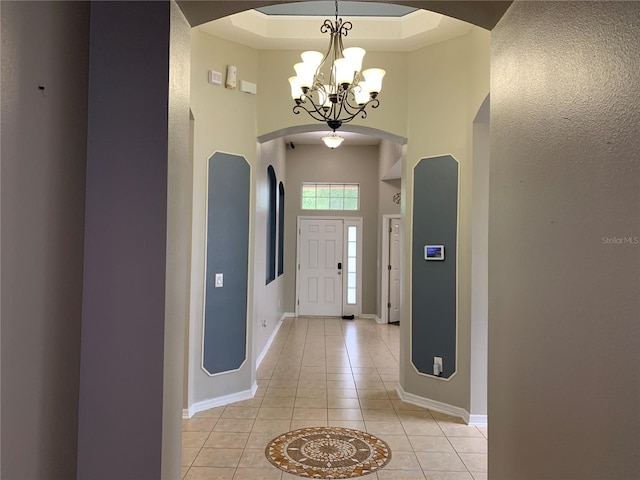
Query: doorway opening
381 215 402 324
296 217 363 317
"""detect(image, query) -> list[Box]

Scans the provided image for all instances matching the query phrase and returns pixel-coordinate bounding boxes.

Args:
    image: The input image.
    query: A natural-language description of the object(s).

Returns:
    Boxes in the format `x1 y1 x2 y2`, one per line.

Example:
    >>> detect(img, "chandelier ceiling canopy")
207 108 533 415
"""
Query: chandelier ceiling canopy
288 0 386 138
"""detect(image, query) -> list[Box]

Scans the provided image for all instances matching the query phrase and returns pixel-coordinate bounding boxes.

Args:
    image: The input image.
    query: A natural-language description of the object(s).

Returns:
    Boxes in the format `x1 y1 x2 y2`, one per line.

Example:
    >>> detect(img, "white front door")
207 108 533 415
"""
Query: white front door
388 218 402 323
298 219 343 316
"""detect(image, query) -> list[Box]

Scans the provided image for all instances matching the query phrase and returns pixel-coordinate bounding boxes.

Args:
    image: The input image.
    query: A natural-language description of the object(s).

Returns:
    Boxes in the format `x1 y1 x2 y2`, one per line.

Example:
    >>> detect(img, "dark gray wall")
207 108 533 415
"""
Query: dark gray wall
490 2 640 478
0 2 89 478
203 153 250 374
412 156 459 378
77 2 170 479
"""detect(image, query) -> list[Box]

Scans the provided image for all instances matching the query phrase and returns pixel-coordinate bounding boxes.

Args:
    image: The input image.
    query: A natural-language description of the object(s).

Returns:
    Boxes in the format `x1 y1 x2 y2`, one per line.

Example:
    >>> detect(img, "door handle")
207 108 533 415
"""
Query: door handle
337 262 342 270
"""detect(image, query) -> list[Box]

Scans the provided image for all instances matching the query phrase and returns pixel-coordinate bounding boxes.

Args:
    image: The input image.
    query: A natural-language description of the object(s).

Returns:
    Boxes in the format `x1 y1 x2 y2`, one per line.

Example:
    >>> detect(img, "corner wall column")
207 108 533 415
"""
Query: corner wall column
77 2 175 478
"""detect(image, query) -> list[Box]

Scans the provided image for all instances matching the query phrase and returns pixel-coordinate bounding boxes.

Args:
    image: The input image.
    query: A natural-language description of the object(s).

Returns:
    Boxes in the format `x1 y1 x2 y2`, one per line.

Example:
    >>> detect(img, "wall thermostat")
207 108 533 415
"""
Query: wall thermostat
425 245 444 260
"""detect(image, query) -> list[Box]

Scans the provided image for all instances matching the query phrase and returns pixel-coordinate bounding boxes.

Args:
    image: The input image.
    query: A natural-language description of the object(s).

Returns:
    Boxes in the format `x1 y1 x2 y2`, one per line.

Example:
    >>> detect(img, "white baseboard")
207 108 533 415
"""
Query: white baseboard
256 315 285 368
360 314 383 323
469 414 488 426
397 384 470 424
183 382 258 419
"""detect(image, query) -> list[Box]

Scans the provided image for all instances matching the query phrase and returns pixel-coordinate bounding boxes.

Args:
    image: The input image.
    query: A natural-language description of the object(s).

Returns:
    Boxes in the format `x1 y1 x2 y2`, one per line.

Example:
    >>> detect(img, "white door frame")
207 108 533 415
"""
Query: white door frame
295 216 363 317
380 214 402 324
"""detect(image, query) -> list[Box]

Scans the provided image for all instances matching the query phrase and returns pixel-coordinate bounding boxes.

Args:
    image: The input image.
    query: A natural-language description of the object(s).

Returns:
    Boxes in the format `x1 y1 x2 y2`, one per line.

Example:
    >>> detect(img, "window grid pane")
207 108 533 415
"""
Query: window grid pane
347 289 356 304
301 183 359 211
346 225 357 305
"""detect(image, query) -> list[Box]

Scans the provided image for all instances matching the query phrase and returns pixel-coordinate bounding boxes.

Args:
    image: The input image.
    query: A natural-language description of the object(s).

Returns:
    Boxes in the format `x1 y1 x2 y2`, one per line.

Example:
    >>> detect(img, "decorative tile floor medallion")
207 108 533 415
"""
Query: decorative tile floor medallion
265 426 391 478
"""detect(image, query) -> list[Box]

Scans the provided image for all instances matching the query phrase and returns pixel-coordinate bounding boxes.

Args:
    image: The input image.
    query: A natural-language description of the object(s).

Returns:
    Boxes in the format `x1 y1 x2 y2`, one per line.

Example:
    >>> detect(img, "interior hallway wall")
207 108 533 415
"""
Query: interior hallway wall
377 140 403 319
187 29 260 406
470 96 489 419
253 139 287 363
490 2 640 478
163 2 191 478
401 26 491 412
0 2 89 477
284 144 380 314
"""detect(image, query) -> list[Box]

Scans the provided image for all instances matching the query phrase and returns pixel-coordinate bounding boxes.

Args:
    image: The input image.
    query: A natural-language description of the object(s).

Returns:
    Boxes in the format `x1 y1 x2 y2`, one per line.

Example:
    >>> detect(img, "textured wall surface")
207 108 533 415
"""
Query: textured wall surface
0 2 89 478
162 2 191 477
490 2 640 478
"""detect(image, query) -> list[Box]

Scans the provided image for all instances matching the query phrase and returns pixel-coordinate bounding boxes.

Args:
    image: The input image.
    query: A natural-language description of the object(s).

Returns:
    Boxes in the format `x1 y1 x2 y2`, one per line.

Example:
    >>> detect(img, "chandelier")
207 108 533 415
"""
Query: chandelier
288 0 386 146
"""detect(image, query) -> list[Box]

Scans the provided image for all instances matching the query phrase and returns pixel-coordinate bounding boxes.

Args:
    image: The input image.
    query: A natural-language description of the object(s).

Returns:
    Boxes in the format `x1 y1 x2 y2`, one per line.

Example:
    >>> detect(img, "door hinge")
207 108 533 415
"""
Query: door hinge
298 264 300 270
297 299 299 305
389 227 392 233
388 265 392 270
387 302 391 308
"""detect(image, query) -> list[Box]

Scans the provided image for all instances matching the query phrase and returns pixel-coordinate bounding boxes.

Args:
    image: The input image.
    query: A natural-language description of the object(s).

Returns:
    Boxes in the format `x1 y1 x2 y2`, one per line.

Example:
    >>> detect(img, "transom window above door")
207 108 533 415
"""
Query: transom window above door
301 183 359 211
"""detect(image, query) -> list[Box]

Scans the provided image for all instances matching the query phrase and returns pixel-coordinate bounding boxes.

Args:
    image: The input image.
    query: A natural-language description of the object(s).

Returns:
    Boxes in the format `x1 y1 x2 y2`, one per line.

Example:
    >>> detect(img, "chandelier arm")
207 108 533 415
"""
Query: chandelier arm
337 108 367 124
305 95 335 119
331 95 349 123
341 95 366 114
344 96 379 114
293 95 337 123
293 104 332 123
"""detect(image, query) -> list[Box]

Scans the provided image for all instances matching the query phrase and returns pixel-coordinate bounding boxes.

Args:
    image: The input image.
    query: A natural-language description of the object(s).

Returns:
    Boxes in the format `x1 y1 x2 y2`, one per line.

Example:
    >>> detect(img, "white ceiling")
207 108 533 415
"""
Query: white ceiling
198 1 473 145
200 10 471 52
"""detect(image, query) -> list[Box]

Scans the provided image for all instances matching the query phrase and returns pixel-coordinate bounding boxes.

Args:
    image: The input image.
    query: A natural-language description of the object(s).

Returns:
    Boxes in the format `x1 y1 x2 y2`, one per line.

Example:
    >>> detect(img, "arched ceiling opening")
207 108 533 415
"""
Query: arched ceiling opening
177 1 512 31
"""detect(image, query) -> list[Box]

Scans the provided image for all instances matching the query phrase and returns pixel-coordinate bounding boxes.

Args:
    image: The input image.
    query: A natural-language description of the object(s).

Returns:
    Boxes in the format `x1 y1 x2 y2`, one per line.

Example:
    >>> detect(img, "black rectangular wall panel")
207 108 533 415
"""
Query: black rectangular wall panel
203 152 249 375
412 155 458 378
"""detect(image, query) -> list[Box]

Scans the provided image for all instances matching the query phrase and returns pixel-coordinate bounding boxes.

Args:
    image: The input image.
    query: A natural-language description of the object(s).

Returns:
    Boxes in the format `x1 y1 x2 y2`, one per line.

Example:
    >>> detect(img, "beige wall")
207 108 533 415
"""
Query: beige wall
188 29 259 404
400 27 490 411
284 144 381 314
377 140 403 318
163 3 191 478
253 138 287 362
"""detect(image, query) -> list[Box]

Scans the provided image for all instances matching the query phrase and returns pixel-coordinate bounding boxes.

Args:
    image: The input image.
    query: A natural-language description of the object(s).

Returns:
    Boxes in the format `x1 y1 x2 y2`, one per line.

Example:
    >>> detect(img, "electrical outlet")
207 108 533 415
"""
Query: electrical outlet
261 319 268 328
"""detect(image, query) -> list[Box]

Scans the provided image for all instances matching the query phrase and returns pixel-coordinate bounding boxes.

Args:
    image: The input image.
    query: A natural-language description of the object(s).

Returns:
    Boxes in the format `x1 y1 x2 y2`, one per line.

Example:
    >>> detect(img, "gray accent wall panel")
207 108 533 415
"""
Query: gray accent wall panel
412 155 458 378
77 3 169 479
203 152 250 375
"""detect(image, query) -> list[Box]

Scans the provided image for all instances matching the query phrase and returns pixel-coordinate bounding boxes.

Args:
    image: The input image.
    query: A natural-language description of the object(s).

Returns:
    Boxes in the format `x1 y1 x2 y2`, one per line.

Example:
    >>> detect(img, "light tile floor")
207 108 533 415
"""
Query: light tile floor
182 317 487 480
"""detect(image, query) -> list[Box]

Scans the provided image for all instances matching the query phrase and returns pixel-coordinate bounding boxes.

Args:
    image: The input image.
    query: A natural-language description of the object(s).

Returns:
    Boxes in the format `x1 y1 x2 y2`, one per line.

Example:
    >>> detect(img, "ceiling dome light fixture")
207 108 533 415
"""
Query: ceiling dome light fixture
288 0 385 135
321 132 345 149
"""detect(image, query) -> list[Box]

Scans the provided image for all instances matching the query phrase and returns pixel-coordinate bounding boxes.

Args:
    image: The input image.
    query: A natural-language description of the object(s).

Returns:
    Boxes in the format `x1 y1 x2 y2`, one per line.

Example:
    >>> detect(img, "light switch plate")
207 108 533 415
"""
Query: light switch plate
215 273 223 287
434 356 443 375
